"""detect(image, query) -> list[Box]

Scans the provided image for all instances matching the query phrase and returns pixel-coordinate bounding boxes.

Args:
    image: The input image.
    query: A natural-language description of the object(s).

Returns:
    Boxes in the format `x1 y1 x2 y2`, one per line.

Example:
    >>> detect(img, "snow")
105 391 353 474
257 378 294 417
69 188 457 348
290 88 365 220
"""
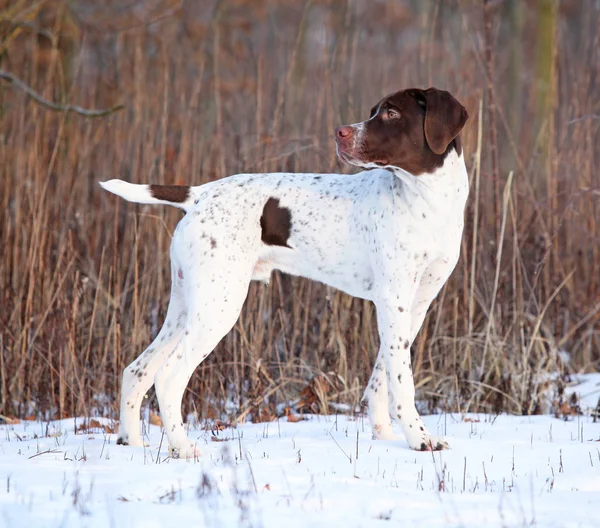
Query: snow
565 373 600 413
1 375 600 527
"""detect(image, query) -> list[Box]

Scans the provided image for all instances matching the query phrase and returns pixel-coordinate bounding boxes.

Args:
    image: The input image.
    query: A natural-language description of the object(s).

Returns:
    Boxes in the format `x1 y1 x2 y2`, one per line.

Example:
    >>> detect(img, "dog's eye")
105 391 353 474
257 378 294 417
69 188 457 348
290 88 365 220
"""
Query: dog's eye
387 108 401 119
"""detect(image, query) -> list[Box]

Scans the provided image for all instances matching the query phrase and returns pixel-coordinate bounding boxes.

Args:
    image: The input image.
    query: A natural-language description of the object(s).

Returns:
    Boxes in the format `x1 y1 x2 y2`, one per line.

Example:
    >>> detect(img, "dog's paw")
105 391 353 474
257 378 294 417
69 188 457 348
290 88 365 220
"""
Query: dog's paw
169 443 202 460
415 436 449 452
116 433 144 447
372 424 401 441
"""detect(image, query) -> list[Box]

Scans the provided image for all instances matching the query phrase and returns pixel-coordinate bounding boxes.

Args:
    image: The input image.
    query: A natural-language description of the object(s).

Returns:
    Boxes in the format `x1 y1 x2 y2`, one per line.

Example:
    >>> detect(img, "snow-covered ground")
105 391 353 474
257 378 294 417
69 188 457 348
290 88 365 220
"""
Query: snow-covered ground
1 376 599 528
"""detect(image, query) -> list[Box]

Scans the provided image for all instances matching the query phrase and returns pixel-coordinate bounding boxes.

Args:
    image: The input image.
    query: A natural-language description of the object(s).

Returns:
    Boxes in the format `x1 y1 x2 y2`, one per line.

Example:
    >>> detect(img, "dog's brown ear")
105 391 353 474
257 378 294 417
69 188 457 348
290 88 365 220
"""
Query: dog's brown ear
421 88 468 155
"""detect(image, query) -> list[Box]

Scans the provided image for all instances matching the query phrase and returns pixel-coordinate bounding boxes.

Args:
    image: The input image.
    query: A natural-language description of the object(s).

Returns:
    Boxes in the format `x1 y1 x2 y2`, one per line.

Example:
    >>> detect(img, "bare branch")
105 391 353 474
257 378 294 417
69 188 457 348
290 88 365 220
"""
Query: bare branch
568 114 600 125
0 70 124 118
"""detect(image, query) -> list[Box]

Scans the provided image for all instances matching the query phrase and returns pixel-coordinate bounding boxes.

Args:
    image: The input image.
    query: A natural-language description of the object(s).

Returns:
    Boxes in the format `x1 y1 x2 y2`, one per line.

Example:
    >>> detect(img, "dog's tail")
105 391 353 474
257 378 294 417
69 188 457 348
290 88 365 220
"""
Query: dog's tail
99 179 195 212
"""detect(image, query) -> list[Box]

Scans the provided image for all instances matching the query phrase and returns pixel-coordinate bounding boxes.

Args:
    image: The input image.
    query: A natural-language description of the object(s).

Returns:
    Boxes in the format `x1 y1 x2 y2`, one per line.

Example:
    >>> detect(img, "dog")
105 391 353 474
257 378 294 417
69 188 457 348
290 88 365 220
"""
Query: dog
100 87 469 458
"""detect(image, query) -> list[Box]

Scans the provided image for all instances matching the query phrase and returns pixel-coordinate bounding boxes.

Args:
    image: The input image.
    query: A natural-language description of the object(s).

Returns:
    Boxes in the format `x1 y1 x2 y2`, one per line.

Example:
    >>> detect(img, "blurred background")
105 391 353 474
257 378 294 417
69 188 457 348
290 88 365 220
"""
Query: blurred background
0 0 598 424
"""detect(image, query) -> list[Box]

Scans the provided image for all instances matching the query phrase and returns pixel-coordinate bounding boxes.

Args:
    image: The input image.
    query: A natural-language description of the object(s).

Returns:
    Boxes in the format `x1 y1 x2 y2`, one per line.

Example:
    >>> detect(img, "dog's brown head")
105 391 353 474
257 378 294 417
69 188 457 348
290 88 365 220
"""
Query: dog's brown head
335 87 468 175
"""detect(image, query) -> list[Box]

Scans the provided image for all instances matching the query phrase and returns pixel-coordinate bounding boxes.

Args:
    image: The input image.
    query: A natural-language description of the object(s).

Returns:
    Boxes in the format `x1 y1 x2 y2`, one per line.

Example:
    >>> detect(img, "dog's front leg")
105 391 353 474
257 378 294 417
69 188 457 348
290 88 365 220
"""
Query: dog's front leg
374 302 448 451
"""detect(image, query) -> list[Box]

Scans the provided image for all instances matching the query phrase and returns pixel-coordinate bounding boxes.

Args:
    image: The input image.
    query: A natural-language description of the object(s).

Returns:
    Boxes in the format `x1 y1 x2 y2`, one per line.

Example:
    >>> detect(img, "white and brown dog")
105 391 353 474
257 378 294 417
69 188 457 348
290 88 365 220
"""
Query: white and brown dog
101 87 469 458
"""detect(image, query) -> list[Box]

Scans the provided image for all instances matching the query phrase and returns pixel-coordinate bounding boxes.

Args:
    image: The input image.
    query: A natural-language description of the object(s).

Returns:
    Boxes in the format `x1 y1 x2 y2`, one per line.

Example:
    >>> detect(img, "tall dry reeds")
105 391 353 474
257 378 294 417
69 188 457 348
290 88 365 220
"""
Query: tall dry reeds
0 0 598 422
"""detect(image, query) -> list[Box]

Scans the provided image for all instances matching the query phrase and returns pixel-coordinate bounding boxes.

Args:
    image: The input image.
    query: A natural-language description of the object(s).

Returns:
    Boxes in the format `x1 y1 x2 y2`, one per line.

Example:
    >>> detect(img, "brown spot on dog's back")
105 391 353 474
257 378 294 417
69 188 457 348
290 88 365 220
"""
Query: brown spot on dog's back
260 198 292 247
150 184 190 203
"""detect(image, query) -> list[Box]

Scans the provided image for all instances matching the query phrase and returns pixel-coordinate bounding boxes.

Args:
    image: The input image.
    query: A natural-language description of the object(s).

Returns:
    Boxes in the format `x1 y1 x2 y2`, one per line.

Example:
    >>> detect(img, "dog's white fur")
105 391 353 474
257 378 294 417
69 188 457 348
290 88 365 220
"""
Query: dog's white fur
100 120 468 459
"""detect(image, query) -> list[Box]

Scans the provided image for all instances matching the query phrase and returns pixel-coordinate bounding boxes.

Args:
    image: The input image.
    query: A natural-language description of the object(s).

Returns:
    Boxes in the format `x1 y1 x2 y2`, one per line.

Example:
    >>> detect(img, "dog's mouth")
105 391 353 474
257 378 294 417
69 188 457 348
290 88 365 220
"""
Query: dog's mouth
336 148 356 165
336 143 364 167
336 145 389 169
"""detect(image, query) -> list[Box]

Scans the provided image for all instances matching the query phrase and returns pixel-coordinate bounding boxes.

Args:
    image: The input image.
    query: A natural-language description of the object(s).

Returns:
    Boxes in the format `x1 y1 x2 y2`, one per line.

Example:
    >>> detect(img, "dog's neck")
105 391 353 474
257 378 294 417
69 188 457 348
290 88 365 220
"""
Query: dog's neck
390 148 469 221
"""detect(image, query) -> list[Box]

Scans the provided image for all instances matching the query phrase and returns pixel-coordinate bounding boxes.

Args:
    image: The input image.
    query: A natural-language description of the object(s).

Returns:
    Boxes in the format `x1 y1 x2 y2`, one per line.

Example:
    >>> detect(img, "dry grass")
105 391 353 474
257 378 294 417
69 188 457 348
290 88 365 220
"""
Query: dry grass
0 0 598 422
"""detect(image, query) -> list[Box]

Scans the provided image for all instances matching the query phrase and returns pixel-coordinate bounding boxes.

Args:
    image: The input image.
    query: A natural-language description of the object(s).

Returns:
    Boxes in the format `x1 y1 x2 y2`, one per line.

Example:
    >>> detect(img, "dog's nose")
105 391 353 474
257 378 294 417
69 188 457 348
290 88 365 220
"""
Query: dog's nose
336 126 353 139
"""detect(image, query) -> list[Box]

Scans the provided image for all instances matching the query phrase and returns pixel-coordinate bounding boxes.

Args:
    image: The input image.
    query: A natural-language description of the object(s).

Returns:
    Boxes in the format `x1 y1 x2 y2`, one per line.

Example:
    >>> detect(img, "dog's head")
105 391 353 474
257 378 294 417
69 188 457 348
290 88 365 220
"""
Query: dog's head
335 87 468 175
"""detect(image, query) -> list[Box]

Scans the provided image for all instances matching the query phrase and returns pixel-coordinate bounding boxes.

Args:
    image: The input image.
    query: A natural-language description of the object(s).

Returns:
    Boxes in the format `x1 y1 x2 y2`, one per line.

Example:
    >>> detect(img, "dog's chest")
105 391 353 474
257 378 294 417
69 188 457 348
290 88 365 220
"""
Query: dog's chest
426 212 464 260
383 187 465 261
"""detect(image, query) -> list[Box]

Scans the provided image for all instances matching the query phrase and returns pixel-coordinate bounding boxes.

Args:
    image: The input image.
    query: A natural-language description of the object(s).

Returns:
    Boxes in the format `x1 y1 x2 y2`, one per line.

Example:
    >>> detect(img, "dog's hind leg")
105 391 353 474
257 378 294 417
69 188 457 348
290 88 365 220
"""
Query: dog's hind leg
363 353 399 441
153 260 253 459
117 264 187 447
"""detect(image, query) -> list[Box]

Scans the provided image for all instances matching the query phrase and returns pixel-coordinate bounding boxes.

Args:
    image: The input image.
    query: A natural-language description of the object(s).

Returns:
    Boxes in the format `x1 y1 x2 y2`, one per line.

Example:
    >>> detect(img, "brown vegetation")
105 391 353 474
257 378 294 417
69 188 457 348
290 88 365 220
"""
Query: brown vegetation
0 0 598 423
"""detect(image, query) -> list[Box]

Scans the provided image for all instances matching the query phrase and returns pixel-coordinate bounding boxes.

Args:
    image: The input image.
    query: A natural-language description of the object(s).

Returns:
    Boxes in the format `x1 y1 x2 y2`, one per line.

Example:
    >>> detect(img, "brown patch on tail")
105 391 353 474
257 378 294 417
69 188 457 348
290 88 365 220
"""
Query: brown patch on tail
149 184 190 203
